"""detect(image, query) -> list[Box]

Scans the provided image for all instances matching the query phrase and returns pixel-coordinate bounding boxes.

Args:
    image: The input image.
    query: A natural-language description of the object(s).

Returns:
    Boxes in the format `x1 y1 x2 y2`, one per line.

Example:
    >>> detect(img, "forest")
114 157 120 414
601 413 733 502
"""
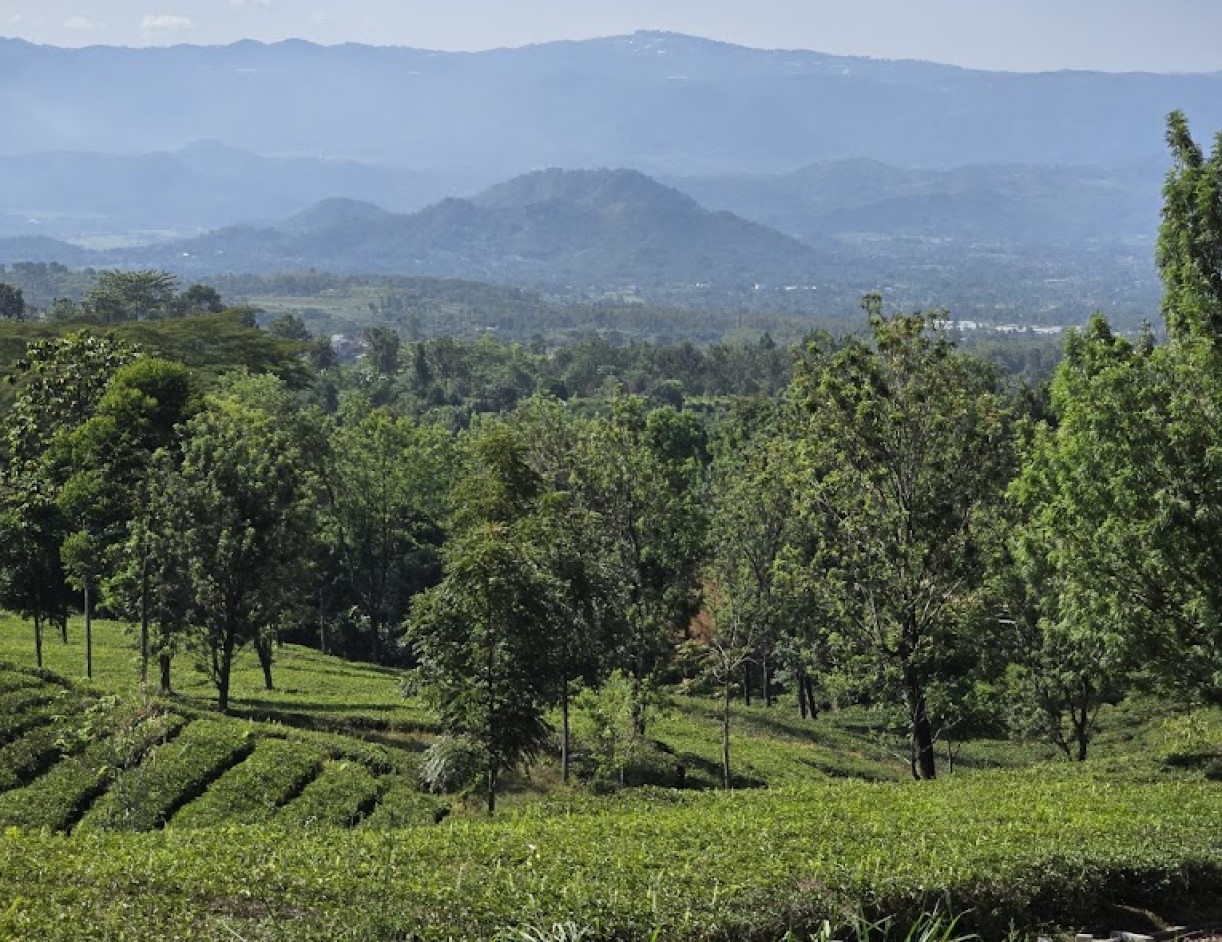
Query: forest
0 113 1220 941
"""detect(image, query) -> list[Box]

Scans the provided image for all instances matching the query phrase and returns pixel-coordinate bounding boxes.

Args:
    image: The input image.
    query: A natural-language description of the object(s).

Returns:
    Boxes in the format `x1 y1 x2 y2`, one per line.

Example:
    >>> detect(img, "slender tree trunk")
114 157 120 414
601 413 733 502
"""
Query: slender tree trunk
33 613 43 669
59 616 68 644
803 675 819 720
721 673 732 790
761 652 772 707
318 588 326 656
486 765 497 815
743 662 752 707
255 635 274 691
217 634 234 713
139 551 150 704
797 669 808 719
561 676 570 785
904 663 937 780
84 582 93 680
159 653 172 696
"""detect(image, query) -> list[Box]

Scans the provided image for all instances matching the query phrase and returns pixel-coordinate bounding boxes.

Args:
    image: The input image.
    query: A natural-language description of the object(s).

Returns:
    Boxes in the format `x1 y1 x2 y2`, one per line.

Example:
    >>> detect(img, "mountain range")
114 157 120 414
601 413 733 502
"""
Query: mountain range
2 31 1219 175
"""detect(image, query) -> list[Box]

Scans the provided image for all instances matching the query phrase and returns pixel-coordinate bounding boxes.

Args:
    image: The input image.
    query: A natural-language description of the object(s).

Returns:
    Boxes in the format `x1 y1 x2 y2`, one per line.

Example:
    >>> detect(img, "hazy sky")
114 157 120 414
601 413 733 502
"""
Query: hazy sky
2 0 1221 73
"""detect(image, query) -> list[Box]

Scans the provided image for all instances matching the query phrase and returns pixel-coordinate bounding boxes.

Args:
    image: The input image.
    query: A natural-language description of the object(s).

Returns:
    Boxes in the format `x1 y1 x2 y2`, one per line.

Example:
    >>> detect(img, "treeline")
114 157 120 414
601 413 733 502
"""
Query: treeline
0 113 1217 812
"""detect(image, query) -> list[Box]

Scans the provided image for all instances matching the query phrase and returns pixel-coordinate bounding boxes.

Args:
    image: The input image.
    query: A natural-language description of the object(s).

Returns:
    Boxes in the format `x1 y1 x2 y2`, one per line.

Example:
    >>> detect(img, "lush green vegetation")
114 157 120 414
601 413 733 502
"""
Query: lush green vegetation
2 114 1222 940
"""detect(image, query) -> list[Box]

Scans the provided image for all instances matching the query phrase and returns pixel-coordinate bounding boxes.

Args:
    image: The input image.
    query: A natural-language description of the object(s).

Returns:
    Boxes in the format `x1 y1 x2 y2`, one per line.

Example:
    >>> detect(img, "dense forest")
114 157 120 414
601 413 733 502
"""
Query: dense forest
0 113 1218 820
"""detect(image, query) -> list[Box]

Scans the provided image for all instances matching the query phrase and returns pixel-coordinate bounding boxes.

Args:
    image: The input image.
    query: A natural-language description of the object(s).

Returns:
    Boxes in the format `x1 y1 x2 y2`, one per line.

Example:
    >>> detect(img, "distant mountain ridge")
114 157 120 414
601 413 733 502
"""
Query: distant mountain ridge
0 168 824 286
1 31 1220 175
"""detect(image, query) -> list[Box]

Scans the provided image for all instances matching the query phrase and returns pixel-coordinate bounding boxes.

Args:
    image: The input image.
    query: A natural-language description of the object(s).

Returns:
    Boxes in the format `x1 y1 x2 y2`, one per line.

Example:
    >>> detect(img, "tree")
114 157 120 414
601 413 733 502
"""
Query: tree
1 331 135 659
706 400 818 787
510 396 619 783
0 283 25 321
577 397 707 734
83 271 180 324
362 327 401 376
78 358 198 696
152 373 315 712
1158 110 1222 342
794 297 1008 779
321 398 450 664
408 421 564 813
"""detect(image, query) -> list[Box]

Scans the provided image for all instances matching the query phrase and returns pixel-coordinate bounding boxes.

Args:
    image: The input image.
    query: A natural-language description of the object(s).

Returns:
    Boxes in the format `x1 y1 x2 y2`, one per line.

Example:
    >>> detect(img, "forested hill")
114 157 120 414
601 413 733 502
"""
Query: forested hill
1 170 826 286
2 32 1221 173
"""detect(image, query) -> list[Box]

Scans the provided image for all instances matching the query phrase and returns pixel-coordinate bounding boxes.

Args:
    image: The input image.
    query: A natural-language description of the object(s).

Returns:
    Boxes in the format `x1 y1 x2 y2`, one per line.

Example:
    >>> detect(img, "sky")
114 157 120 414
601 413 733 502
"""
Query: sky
2 0 1222 73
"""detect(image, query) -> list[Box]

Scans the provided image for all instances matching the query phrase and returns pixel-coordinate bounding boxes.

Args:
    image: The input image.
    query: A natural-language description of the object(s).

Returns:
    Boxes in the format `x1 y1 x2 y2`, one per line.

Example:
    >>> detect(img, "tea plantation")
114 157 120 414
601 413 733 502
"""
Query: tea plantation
1 614 1220 941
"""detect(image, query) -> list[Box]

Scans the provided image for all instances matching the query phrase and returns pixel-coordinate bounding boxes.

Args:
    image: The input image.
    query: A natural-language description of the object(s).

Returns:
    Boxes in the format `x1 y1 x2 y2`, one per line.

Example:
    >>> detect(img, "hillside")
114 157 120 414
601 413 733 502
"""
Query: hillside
0 169 824 287
1 612 1221 941
669 157 1167 245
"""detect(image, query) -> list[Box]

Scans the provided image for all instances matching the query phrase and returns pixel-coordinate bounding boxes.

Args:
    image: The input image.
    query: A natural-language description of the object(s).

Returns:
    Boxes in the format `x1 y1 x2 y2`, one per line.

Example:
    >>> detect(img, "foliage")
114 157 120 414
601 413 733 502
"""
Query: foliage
275 759 381 828
794 299 1010 779
172 738 325 828
1 773 1221 940
78 718 255 832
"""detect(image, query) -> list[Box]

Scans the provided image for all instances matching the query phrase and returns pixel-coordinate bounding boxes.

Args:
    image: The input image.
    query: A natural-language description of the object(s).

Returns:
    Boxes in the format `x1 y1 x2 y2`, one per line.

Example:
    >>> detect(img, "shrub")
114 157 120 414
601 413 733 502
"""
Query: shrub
0 709 183 831
277 760 381 828
419 735 486 795
77 718 254 831
172 738 325 828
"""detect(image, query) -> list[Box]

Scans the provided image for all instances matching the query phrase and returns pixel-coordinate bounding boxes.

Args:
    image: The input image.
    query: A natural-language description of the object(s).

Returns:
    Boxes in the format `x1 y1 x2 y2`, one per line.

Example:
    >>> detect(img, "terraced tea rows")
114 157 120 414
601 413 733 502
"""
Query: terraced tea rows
0 663 442 834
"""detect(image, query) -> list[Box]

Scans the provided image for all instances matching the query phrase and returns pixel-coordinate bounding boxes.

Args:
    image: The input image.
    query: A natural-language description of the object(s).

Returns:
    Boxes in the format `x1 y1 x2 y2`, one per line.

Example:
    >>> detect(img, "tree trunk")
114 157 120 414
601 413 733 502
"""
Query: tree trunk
217 635 234 713
318 589 327 656
59 616 68 644
803 675 819 720
762 653 772 707
255 635 274 691
743 662 752 707
139 551 150 704
33 613 43 670
561 676 570 785
486 764 497 815
721 674 732 790
904 663 937 780
159 652 173 696
83 582 93 680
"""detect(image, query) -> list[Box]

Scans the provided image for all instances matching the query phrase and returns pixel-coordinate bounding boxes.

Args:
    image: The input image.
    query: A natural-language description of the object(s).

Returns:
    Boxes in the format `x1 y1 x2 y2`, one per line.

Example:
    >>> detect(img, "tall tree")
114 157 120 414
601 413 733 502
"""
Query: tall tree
408 420 564 813
1158 111 1222 342
321 397 450 664
794 297 1008 779
1 331 135 658
578 397 707 733
151 373 315 712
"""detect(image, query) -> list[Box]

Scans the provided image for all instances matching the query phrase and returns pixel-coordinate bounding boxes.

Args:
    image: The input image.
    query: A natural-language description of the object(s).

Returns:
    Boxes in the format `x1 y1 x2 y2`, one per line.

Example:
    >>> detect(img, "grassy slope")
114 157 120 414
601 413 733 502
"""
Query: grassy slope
2 610 1222 940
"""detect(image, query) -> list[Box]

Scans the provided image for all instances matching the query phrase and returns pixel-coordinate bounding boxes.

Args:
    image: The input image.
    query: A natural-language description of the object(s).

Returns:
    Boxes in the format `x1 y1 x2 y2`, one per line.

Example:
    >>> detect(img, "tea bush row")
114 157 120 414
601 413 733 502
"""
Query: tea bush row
77 718 255 832
0 709 184 831
276 759 382 829
172 738 326 829
2 772 1219 941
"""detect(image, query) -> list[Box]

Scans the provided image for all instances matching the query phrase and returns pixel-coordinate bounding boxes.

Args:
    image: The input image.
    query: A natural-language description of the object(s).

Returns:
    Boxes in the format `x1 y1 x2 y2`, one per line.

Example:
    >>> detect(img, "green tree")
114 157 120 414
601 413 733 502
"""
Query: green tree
578 397 707 734
408 421 564 813
321 398 450 664
84 271 180 324
151 373 316 712
794 297 1009 779
0 283 25 321
1 331 135 660
1158 110 1222 342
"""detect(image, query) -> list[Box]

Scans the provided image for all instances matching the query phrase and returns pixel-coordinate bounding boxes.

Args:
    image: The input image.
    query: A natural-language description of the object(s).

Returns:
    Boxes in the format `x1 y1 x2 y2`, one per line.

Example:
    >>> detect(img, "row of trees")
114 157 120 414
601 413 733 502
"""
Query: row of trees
1 113 1219 809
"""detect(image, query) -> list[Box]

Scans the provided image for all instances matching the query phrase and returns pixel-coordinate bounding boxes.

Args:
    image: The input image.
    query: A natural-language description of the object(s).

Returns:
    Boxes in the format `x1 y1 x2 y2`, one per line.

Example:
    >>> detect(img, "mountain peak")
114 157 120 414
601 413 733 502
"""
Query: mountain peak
471 168 700 212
